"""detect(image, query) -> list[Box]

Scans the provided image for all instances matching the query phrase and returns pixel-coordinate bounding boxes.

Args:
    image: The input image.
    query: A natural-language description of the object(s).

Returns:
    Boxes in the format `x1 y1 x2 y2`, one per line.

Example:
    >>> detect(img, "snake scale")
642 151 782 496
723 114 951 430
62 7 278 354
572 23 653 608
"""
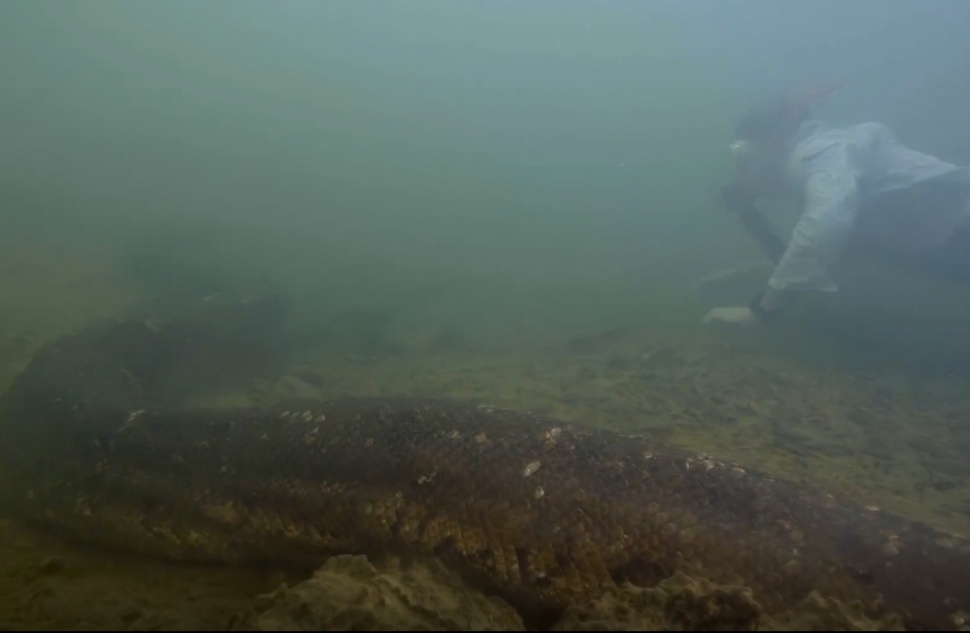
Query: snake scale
0 290 968 630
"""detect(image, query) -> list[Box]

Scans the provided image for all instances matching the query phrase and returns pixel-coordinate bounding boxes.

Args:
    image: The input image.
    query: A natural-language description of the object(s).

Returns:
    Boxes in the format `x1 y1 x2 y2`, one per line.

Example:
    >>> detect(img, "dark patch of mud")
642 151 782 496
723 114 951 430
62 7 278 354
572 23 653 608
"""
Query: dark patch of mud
0 518 293 631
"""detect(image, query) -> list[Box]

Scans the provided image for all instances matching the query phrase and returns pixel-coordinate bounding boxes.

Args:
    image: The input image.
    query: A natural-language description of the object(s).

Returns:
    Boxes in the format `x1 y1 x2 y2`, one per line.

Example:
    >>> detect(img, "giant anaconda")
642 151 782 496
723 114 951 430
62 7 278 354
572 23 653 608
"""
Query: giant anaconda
1 291 969 631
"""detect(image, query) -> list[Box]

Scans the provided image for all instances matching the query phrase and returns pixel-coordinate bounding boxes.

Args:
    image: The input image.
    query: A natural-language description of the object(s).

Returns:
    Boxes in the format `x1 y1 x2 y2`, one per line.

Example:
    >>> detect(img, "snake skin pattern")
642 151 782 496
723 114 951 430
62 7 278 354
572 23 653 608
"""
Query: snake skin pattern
1 295 969 631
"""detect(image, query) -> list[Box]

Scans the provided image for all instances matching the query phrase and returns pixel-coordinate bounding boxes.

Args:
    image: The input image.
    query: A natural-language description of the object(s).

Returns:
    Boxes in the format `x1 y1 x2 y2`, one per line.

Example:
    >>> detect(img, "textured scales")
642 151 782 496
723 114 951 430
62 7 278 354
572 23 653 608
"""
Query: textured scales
1 312 969 631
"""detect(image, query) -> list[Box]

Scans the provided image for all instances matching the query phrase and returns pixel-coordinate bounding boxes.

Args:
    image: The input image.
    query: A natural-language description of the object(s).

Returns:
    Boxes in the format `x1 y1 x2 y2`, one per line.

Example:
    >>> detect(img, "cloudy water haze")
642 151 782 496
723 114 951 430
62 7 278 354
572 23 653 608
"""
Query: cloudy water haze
3 0 969 356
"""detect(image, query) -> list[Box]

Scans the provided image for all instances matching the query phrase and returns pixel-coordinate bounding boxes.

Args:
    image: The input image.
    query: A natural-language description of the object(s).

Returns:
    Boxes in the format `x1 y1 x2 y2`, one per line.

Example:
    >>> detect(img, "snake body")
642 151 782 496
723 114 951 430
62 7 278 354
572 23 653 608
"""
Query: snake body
0 293 969 630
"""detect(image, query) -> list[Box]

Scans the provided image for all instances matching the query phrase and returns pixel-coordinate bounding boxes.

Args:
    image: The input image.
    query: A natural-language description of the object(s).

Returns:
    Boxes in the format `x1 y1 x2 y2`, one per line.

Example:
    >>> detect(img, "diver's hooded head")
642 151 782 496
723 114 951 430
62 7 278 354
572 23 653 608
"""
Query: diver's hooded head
729 83 841 194
734 97 810 145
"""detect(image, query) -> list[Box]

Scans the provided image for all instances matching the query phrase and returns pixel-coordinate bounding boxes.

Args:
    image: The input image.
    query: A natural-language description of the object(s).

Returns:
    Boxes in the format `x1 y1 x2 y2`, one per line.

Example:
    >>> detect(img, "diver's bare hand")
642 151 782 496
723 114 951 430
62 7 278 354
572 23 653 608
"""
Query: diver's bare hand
702 306 762 328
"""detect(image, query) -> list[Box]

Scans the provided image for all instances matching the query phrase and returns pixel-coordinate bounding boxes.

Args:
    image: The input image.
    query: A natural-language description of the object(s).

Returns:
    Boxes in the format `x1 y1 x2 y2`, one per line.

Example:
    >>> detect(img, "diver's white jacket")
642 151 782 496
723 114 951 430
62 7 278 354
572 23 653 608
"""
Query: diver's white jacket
770 119 968 293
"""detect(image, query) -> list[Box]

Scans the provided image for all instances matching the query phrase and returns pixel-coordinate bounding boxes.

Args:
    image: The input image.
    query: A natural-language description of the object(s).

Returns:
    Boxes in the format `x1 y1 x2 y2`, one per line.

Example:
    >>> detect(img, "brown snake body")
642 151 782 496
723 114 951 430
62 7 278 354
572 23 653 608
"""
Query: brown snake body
0 293 968 630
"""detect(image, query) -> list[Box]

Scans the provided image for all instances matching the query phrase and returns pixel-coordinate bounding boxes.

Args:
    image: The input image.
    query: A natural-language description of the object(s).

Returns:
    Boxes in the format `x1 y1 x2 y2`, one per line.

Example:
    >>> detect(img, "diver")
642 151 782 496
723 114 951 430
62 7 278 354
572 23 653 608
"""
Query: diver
703 88 970 328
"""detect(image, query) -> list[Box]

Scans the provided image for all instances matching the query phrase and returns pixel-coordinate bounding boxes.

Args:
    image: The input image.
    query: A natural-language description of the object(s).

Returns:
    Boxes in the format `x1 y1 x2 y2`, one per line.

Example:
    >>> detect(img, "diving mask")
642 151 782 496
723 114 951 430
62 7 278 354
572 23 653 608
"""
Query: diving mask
729 138 777 184
729 139 751 159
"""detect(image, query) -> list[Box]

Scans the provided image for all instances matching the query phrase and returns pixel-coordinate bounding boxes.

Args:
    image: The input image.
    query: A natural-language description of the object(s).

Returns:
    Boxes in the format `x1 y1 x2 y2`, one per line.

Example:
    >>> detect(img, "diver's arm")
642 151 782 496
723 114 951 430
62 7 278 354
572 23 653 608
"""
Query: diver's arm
752 165 861 319
750 285 788 319
721 182 786 264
